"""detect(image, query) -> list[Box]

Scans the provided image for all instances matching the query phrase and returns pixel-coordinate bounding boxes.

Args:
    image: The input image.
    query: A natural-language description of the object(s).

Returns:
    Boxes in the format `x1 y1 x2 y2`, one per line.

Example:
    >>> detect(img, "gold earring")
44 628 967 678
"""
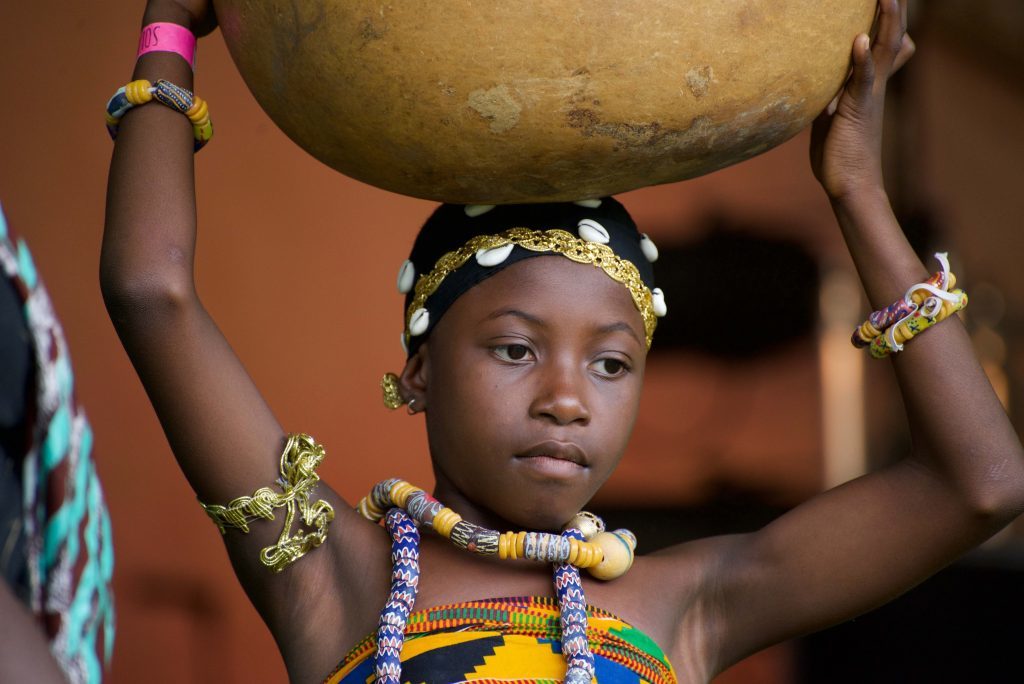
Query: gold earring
381 372 404 410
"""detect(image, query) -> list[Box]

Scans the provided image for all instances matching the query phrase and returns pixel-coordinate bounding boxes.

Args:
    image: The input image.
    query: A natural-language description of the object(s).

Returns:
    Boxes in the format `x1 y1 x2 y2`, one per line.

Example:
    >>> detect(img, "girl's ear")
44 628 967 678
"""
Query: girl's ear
398 344 429 412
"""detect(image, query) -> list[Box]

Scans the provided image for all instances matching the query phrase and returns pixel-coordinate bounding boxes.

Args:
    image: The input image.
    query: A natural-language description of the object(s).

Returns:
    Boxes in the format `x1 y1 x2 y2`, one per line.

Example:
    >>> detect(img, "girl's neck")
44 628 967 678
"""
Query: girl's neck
431 472 564 534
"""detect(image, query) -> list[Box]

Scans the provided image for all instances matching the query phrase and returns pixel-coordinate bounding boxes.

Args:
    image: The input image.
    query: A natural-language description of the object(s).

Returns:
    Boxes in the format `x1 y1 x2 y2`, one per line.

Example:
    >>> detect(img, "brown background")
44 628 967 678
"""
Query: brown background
1 1 1022 682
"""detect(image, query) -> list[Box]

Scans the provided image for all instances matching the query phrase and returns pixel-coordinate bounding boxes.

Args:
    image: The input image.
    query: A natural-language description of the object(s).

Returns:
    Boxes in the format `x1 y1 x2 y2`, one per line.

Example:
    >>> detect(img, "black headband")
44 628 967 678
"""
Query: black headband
394 198 665 358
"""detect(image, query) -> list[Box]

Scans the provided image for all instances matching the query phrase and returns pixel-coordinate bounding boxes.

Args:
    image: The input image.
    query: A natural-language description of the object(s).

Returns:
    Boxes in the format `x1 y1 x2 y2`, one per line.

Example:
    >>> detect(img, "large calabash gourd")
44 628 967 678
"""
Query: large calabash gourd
213 1 876 203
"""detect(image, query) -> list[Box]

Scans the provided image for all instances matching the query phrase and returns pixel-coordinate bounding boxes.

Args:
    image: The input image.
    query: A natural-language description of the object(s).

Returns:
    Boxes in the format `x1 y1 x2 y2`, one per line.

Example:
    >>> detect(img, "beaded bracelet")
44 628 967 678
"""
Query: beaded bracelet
105 78 213 151
852 252 968 358
851 270 952 348
868 288 968 358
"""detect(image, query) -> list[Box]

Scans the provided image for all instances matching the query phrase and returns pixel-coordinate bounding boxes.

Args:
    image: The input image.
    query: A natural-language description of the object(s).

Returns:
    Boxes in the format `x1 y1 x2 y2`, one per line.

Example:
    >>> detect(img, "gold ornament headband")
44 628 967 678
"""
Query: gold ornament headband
402 227 660 350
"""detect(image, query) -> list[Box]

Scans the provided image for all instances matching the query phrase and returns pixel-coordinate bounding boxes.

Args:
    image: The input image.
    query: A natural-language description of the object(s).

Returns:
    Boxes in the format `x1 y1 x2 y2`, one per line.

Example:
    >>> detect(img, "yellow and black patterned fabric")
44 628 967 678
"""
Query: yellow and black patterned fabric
324 596 677 684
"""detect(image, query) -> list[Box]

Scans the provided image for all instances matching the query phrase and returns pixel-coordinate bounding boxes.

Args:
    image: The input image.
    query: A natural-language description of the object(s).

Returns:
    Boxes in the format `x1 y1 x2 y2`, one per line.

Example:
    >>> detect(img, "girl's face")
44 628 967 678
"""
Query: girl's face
402 255 648 531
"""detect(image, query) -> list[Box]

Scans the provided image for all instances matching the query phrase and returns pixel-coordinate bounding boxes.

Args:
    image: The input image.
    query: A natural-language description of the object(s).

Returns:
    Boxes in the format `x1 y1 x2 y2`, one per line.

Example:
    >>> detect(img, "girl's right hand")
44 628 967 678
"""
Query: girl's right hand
144 0 217 37
809 0 912 202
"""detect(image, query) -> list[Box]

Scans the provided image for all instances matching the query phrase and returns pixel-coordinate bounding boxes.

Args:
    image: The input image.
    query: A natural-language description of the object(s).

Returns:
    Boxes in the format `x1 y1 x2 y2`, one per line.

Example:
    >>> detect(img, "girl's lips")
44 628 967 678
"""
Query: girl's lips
514 454 586 479
515 441 588 468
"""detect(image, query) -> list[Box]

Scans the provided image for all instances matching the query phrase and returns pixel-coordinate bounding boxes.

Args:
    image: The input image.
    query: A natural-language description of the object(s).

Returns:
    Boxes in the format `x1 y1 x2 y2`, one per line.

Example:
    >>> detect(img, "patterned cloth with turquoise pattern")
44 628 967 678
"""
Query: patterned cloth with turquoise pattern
0 204 115 683
324 596 677 684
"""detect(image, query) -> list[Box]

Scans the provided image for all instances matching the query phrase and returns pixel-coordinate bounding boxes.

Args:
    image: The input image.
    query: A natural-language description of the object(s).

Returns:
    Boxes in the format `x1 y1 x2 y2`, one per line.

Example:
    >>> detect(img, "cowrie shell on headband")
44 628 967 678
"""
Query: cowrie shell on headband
409 308 430 336
574 198 603 209
475 243 515 267
464 204 495 217
396 259 415 294
640 234 659 263
577 218 610 244
651 288 667 317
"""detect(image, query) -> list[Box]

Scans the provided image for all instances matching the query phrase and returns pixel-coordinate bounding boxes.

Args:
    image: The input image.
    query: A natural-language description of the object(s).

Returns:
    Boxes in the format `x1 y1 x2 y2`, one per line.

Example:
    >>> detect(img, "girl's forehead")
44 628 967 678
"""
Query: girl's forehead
473 255 635 302
442 257 647 338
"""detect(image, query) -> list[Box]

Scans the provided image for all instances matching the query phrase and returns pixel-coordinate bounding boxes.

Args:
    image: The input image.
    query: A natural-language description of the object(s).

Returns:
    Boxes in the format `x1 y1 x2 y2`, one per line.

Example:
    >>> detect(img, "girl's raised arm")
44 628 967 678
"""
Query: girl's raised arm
689 0 1024 674
101 2 365 669
102 0 290 504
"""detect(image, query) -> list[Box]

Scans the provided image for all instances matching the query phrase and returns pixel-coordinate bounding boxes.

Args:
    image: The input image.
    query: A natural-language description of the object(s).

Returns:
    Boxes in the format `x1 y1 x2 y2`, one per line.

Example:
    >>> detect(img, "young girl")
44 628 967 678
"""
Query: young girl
102 0 1024 682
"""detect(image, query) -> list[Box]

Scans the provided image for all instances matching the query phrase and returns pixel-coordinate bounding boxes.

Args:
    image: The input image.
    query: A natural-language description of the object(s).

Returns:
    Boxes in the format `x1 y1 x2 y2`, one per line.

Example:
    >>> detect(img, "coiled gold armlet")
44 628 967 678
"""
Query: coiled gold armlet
200 433 335 572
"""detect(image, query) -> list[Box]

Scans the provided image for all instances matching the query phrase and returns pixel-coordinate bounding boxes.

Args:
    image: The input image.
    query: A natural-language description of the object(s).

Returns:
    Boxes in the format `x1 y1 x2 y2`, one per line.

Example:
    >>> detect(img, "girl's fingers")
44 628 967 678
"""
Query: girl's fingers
871 0 907 74
849 33 876 101
826 93 840 116
891 34 916 74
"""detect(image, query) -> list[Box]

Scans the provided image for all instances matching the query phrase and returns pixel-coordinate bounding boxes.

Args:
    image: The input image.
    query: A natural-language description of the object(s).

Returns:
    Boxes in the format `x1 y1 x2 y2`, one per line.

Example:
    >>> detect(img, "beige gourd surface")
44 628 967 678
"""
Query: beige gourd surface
214 1 876 203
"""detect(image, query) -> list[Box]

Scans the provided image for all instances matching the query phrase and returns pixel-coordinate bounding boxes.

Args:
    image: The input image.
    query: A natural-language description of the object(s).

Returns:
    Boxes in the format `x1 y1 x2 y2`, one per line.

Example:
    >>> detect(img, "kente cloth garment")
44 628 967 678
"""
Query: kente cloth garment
0 205 115 683
325 596 677 684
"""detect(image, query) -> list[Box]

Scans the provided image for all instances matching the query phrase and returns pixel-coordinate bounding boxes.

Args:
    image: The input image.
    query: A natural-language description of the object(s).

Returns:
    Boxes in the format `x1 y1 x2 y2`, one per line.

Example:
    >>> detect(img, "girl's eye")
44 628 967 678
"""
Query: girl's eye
494 344 533 362
593 358 629 377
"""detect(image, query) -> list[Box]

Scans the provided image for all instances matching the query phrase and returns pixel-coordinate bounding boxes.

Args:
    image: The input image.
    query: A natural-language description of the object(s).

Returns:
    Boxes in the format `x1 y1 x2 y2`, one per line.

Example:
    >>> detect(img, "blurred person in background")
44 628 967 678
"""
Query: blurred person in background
0 205 115 682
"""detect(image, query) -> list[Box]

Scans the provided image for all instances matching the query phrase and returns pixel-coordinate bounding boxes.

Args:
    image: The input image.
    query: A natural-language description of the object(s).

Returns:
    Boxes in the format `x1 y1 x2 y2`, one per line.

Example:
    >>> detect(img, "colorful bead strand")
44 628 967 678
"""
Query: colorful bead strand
356 479 619 568
357 479 638 684
555 527 596 684
375 508 421 684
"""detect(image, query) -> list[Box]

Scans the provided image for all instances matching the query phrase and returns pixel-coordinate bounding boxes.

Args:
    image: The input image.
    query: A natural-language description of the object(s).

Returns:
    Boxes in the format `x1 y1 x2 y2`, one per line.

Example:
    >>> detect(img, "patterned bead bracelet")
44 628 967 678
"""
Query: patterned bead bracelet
851 252 968 358
105 78 213 151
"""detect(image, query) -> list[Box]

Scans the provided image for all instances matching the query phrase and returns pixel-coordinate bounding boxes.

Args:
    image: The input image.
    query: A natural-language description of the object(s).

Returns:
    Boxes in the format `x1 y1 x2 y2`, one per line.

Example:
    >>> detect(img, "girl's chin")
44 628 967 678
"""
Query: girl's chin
433 472 597 532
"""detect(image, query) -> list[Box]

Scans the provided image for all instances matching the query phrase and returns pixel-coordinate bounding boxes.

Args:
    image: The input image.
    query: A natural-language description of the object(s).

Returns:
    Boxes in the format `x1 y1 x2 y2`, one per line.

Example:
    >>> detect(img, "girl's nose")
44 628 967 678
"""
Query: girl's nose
529 363 591 426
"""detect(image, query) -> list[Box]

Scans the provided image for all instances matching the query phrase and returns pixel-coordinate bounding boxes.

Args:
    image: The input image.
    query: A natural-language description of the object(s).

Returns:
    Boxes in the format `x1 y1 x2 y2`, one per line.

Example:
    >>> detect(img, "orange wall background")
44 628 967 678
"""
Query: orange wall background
1 2 1021 682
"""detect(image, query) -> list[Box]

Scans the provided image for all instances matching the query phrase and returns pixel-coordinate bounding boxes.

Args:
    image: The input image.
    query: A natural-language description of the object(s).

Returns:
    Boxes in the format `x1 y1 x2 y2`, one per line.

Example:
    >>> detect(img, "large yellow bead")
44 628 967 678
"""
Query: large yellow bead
587 530 636 580
388 480 419 507
856 320 880 343
569 539 602 568
187 98 210 126
498 531 526 559
514 531 527 559
357 496 385 522
125 79 153 105
432 508 462 538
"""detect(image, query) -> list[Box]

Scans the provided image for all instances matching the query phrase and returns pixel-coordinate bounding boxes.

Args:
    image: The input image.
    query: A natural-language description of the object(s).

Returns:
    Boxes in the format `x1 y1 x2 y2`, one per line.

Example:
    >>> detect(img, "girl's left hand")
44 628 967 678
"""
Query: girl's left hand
143 0 218 37
810 0 915 201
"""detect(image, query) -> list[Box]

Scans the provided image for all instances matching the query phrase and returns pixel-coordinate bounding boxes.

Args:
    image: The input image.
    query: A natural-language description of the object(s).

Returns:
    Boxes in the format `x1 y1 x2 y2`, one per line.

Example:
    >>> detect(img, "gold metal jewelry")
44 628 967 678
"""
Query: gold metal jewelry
404 227 657 349
200 433 335 572
381 372 404 410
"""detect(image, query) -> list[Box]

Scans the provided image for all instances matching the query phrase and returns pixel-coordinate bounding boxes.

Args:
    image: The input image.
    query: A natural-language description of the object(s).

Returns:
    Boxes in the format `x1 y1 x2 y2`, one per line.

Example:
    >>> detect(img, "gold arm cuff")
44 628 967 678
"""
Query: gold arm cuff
199 433 335 573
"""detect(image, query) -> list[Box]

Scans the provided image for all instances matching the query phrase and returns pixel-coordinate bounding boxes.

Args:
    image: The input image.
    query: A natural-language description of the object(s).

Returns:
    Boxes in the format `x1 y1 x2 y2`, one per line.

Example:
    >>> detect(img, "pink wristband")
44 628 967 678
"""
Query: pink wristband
137 22 197 69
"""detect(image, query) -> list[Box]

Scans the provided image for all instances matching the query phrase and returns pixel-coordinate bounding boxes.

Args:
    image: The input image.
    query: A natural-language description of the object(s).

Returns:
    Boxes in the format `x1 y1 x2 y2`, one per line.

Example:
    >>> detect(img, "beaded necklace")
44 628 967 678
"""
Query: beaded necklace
357 479 638 684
